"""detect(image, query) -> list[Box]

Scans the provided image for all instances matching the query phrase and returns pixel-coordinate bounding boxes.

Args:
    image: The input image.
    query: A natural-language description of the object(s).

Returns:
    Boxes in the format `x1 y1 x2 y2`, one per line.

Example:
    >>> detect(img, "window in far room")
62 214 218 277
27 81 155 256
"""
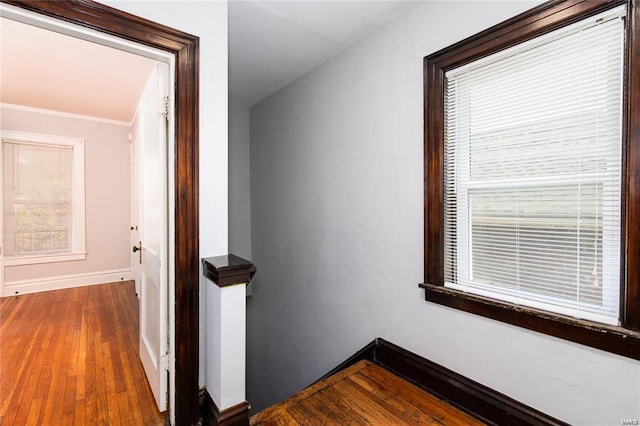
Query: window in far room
422 0 640 360
1 130 86 265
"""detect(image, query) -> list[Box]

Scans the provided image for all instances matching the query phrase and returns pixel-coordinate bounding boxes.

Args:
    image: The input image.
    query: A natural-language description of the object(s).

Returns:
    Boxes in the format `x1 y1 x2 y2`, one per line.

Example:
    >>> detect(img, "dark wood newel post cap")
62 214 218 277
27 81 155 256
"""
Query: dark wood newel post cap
202 254 256 287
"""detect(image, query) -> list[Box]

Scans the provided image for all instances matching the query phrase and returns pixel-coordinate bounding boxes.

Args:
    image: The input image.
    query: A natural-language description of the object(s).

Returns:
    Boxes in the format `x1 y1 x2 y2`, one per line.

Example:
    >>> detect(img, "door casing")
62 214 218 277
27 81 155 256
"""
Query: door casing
0 1 201 424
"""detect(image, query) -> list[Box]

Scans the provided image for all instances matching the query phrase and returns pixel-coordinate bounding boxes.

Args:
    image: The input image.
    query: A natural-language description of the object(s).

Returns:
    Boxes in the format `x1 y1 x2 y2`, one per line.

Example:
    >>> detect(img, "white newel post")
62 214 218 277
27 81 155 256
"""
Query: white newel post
202 255 255 425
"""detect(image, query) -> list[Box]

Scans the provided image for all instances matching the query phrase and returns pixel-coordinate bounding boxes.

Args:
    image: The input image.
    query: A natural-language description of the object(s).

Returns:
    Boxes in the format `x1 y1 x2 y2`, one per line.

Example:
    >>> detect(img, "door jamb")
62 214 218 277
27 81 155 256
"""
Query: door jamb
0 1 201 424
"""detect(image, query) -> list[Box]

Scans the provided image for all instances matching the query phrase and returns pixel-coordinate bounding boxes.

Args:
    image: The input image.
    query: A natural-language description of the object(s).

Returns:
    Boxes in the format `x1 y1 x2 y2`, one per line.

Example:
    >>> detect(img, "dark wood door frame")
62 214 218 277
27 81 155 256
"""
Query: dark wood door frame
1 1 200 424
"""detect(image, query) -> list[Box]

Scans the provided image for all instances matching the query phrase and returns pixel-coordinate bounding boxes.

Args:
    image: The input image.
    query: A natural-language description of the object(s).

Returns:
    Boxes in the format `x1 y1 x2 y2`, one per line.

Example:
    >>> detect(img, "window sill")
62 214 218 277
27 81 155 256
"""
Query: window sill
4 251 87 266
419 282 640 361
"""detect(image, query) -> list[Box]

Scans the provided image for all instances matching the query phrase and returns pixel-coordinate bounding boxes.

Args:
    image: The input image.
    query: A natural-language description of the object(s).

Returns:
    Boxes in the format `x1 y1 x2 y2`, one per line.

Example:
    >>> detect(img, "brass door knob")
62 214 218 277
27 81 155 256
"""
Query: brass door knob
132 241 142 263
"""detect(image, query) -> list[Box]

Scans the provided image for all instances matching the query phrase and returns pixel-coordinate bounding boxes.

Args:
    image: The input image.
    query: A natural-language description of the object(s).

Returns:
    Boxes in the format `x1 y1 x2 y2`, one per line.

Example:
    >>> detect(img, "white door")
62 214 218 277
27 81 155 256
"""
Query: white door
130 138 140 297
134 62 169 412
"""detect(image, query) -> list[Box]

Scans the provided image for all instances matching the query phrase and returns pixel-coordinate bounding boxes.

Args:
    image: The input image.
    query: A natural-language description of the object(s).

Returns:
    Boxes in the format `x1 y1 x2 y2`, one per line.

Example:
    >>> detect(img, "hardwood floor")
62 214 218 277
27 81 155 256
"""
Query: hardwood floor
250 360 484 426
0 281 167 425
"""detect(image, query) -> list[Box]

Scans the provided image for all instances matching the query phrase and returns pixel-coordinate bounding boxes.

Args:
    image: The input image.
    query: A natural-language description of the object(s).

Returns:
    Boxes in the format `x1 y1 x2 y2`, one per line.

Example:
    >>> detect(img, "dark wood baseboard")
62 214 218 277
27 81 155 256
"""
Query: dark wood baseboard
323 338 566 426
314 340 376 384
373 339 567 426
201 337 565 425
200 389 249 426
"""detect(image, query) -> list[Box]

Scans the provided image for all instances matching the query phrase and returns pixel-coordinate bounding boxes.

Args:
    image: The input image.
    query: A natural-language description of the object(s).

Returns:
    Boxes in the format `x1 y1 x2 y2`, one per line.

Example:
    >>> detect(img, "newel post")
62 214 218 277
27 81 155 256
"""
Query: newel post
201 254 256 426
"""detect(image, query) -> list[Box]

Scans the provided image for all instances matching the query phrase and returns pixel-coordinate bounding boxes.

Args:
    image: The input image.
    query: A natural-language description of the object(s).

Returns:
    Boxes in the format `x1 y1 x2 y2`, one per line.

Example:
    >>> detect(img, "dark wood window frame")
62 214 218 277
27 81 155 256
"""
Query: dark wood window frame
421 0 640 360
1 0 201 424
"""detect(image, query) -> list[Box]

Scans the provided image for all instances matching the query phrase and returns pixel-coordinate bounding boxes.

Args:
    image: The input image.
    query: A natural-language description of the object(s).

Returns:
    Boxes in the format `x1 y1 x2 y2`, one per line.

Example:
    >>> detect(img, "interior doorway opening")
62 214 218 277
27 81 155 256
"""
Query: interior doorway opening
0 2 200 424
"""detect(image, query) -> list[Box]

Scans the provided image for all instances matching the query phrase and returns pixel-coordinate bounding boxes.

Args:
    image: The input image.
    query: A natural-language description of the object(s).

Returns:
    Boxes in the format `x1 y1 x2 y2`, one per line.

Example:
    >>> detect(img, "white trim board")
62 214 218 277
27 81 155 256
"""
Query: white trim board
2 268 132 297
0 103 133 127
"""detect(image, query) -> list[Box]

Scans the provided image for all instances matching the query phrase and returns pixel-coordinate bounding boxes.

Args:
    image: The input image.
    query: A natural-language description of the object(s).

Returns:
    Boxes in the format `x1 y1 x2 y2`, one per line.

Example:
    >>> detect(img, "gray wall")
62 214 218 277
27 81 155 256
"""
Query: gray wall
247 1 640 423
229 101 252 260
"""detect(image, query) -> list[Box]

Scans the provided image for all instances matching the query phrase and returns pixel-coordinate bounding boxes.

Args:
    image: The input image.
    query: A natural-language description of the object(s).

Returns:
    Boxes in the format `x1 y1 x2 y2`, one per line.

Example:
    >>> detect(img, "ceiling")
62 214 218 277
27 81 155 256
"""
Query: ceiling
1 1 416 120
0 17 157 122
230 0 416 107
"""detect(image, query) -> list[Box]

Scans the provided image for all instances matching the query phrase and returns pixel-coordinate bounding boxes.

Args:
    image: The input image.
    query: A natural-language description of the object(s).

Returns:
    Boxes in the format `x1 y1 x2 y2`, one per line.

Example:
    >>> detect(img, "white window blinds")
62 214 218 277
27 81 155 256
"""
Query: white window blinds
443 6 625 325
3 141 74 255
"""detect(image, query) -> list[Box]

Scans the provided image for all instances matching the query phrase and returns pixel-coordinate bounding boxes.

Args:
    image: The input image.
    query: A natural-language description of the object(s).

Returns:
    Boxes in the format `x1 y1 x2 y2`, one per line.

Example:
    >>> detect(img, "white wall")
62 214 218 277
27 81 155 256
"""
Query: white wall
102 0 229 389
229 101 251 260
1 106 131 286
247 1 640 423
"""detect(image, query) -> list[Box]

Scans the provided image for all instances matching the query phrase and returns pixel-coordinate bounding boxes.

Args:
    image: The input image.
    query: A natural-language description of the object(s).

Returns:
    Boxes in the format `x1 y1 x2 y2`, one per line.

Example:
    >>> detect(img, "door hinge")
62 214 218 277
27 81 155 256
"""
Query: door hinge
160 352 170 372
161 96 169 121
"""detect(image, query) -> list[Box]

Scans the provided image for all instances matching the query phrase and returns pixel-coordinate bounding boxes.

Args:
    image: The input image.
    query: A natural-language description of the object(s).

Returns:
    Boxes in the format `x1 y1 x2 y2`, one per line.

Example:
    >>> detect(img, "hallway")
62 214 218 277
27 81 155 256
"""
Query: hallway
0 281 167 425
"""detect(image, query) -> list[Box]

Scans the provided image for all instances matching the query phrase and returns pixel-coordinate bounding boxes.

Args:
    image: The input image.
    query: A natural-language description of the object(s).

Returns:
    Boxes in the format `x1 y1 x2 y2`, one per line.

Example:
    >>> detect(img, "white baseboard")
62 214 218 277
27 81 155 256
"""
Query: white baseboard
2 268 133 297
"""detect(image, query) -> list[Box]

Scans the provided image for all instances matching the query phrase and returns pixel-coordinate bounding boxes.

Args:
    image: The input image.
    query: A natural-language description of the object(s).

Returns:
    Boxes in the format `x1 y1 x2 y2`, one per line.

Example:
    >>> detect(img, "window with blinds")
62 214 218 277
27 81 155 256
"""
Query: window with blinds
443 6 624 325
0 131 85 263
3 141 74 255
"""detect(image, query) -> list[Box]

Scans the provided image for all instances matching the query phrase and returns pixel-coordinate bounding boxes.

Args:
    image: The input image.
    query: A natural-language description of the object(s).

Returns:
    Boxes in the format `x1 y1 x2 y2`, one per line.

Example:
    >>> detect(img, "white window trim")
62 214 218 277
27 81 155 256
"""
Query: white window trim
1 129 86 265
3 251 87 266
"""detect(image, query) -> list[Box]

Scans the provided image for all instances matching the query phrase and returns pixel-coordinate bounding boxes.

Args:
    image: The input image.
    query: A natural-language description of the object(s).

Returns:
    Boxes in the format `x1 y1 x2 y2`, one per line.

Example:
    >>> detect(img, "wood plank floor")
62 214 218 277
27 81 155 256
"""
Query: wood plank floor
250 360 485 426
0 281 167 425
